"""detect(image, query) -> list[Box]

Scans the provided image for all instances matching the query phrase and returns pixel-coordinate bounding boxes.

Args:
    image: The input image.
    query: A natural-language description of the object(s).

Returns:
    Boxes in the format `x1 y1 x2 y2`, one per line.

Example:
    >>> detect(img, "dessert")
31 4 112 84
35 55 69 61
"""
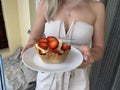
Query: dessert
34 36 71 64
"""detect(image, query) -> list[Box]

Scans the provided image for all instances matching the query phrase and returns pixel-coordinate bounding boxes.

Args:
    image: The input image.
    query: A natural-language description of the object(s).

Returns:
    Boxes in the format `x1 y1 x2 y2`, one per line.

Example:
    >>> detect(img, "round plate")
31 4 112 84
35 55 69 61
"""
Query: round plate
22 47 83 73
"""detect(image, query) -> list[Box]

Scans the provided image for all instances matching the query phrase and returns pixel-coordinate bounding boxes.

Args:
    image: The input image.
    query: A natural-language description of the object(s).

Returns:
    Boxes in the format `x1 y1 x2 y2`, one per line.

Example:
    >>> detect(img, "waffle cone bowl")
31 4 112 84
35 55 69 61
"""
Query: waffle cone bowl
34 46 70 63
34 36 71 64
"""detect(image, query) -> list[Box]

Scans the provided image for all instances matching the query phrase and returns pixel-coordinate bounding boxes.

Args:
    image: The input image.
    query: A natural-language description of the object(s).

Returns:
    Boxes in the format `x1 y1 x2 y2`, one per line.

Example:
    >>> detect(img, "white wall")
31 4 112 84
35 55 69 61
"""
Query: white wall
0 0 21 59
0 0 36 59
17 0 31 47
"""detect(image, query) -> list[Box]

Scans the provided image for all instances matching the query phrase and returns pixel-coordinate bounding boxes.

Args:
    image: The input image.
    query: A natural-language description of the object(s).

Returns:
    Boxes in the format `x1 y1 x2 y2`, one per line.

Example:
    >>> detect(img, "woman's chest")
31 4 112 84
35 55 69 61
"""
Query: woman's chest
53 5 96 29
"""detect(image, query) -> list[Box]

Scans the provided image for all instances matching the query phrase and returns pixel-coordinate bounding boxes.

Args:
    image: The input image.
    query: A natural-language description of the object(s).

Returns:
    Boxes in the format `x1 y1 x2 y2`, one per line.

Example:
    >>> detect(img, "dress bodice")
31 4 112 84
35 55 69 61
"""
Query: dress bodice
44 20 93 49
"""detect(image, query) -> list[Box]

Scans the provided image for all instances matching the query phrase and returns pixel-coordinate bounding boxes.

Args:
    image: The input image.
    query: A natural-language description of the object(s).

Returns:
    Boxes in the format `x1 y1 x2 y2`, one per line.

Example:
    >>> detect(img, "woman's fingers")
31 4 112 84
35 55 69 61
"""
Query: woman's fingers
79 61 90 68
20 45 32 58
83 55 89 61
79 57 91 68
79 56 94 68
78 45 94 68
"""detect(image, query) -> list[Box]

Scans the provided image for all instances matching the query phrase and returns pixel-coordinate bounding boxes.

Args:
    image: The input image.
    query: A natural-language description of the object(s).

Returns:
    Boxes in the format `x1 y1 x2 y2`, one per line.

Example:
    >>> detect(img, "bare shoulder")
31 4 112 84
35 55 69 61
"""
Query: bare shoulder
88 1 105 9
88 1 105 15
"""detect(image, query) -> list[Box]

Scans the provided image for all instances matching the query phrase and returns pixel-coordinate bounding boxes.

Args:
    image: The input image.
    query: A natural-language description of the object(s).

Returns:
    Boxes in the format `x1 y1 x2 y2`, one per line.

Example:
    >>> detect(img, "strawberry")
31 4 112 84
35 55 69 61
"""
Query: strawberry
38 38 48 43
47 36 59 49
61 44 71 50
48 40 59 49
47 36 57 42
38 42 48 50
38 38 48 50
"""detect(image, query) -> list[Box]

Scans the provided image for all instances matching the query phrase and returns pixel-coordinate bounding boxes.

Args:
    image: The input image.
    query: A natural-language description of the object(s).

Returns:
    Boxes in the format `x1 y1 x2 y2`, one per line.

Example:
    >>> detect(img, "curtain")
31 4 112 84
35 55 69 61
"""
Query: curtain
90 0 120 90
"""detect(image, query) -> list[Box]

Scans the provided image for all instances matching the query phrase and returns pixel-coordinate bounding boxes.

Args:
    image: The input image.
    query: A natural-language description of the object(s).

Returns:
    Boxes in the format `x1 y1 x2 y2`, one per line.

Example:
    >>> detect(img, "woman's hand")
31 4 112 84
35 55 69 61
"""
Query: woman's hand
78 45 95 68
20 38 37 58
20 44 32 57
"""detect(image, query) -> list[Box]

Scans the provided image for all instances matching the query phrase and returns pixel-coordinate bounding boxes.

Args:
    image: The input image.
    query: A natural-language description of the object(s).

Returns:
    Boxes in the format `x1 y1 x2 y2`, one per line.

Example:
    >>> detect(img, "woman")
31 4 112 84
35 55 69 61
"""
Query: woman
21 0 105 90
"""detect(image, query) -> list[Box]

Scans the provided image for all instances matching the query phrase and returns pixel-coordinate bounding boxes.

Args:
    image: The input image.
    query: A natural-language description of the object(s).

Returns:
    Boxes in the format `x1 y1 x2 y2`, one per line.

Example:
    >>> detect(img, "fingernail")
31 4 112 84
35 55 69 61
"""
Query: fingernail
84 56 88 61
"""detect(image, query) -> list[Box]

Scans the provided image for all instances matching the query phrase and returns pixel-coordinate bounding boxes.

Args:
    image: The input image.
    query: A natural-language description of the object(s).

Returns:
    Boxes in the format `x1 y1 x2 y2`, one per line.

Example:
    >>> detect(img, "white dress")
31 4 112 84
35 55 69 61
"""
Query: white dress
35 20 93 90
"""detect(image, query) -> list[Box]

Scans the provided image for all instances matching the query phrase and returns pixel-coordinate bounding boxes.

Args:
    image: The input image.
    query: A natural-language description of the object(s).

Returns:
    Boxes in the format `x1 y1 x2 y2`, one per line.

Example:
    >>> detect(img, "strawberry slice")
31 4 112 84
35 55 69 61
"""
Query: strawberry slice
47 36 59 49
38 38 48 50
38 42 48 50
48 40 59 49
38 38 48 43
61 44 71 50
47 36 57 42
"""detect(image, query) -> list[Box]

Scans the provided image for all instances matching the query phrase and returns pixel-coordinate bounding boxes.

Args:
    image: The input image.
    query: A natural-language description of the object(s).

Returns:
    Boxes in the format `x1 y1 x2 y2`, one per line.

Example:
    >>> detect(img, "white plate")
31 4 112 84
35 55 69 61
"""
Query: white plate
22 47 83 73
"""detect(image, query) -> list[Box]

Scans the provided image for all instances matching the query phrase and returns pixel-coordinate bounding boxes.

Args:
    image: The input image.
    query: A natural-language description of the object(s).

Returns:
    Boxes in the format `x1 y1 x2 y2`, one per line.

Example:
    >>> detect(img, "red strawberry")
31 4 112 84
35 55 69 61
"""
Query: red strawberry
38 38 48 43
38 42 48 50
47 36 59 49
38 38 48 50
47 36 57 42
48 40 59 49
61 44 71 50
